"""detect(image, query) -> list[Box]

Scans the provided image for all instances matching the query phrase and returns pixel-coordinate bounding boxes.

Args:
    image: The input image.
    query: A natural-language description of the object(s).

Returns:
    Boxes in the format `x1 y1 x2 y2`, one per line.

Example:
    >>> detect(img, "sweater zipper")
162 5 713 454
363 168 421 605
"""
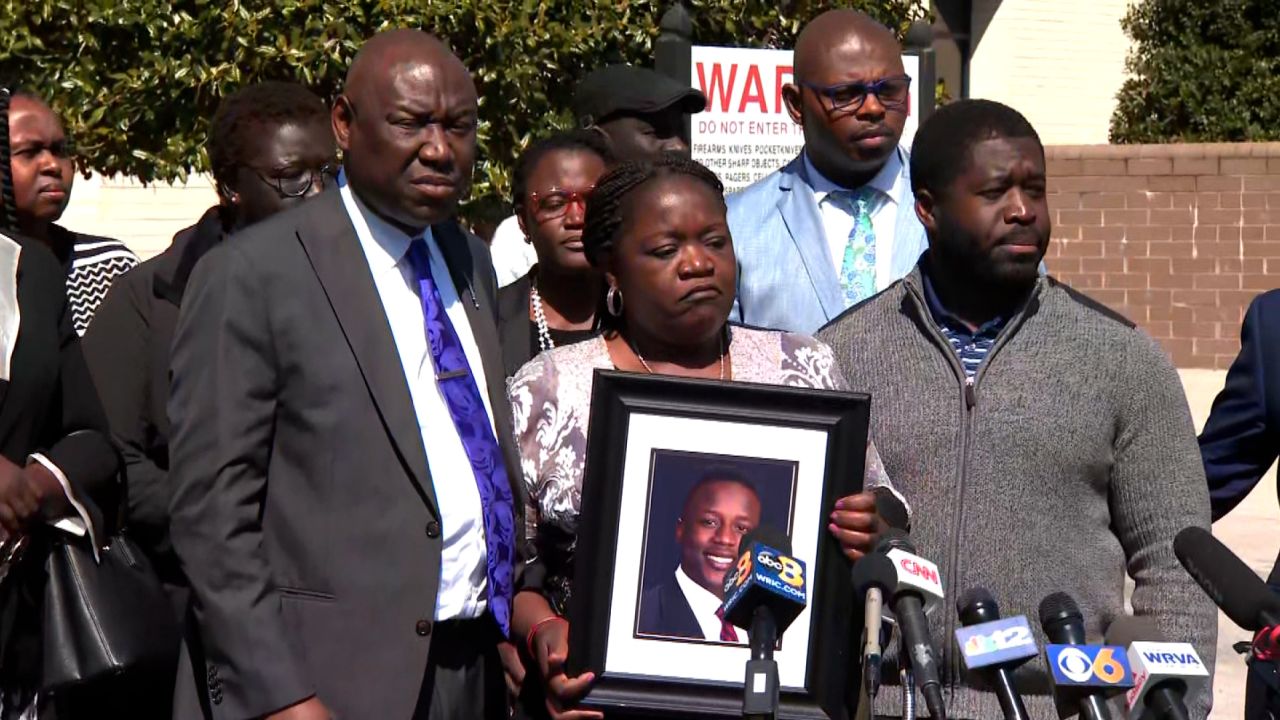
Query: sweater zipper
902 276 1043 707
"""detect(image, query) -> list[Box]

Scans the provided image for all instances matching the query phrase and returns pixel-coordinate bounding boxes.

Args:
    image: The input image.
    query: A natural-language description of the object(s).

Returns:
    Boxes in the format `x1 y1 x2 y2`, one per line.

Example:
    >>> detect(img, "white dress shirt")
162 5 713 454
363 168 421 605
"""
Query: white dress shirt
675 565 748 645
339 178 495 622
804 148 910 291
489 214 537 288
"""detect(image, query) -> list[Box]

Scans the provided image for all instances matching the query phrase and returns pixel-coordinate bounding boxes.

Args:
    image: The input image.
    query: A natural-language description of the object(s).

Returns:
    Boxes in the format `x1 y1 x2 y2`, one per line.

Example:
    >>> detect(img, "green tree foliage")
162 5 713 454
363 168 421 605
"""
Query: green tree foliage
0 0 924 219
1111 0 1280 143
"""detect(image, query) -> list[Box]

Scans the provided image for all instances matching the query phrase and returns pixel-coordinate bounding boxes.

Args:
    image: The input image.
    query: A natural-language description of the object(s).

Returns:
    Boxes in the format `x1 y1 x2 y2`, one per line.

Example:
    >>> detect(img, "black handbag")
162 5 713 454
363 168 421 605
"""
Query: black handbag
41 530 179 689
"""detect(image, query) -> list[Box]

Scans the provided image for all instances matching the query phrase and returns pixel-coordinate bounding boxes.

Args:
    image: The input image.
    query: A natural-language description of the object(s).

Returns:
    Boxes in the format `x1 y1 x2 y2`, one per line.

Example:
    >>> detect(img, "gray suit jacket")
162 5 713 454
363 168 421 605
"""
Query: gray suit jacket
166 190 524 720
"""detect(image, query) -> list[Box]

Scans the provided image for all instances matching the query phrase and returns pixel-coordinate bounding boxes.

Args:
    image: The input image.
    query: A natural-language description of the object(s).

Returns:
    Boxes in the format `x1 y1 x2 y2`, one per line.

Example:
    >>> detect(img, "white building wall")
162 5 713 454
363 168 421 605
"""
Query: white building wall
57 172 217 260
968 0 1136 145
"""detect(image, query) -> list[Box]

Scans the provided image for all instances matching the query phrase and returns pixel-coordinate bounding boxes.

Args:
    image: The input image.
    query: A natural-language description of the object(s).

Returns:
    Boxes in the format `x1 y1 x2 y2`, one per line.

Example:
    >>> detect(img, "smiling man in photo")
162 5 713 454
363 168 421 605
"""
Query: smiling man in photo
637 469 762 643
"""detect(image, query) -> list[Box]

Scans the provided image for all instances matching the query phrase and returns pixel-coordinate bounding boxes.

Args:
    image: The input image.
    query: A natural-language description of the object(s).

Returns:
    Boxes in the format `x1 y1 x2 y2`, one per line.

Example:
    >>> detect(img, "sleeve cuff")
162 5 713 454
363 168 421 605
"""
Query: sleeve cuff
29 452 100 561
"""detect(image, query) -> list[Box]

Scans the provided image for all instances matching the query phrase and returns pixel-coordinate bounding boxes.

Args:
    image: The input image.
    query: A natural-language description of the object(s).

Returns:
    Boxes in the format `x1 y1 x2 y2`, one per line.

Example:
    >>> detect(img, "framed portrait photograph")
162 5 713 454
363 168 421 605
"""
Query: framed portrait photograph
567 370 870 719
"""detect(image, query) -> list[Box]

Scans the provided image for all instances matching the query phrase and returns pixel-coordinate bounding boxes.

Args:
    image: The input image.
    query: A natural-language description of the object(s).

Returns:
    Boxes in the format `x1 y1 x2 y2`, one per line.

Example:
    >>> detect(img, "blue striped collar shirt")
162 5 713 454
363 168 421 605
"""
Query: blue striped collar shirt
920 270 1008 380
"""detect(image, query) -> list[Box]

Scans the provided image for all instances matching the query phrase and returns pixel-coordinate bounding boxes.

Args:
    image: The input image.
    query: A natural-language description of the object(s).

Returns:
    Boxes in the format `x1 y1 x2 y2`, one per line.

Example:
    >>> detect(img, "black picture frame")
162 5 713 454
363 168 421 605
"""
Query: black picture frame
567 370 870 720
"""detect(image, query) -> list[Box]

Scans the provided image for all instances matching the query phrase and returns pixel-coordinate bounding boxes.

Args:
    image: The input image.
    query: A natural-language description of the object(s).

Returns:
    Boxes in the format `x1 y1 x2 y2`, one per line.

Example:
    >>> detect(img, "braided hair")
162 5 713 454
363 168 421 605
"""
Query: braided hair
581 153 725 269
0 86 17 233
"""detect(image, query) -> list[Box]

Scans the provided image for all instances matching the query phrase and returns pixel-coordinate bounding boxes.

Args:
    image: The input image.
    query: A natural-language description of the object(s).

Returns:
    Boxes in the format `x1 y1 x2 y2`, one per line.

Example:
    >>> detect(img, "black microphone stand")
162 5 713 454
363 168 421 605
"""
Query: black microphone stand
743 606 779 720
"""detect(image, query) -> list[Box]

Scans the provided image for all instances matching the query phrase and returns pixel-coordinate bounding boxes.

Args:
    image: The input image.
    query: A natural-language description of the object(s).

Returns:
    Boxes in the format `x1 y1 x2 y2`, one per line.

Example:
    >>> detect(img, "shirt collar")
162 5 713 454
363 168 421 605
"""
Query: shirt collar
803 146 907 207
920 262 1007 337
675 564 725 624
337 168 430 268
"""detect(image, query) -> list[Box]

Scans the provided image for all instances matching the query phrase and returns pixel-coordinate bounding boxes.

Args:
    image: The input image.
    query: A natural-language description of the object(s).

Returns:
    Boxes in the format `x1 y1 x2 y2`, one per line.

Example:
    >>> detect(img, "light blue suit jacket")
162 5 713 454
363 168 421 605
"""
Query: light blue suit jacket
726 150 928 334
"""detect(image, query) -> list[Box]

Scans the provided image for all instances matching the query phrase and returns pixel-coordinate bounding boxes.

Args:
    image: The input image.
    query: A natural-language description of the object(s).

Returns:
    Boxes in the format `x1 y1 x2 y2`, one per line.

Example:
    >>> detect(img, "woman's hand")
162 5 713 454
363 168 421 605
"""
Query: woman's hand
530 617 602 720
826 491 883 562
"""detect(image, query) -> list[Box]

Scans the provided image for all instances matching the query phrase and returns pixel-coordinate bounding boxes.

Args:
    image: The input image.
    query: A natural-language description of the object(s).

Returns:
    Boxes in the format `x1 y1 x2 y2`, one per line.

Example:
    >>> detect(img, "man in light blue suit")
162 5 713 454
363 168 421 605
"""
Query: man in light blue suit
727 10 927 334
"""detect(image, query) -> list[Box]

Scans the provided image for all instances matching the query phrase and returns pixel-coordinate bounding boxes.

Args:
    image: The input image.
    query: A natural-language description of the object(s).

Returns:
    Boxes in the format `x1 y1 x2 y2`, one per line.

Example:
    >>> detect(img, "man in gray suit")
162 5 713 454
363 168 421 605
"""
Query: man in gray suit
167 30 524 720
726 10 927 334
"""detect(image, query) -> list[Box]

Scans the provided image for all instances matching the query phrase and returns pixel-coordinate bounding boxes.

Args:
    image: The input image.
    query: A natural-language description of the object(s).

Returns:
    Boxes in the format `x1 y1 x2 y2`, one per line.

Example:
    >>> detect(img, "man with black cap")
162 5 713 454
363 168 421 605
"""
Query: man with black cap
489 64 706 286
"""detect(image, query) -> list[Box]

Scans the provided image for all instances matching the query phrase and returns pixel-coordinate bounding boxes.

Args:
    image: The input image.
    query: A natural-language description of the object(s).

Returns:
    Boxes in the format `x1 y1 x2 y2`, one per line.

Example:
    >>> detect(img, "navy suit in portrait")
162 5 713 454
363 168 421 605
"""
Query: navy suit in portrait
637 576 701 640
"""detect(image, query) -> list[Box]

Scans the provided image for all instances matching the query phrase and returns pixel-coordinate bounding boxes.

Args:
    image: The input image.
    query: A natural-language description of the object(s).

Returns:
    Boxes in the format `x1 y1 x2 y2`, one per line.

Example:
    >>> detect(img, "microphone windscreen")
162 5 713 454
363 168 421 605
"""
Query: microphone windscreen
958 586 999 619
874 489 909 531
1104 615 1163 647
851 552 897 595
737 524 792 558
1174 526 1280 632
1038 591 1083 628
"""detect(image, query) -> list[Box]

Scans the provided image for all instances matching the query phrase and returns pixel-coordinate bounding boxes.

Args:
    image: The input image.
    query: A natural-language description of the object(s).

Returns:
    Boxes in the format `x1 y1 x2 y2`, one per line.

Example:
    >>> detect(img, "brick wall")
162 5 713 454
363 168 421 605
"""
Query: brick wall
1045 143 1280 369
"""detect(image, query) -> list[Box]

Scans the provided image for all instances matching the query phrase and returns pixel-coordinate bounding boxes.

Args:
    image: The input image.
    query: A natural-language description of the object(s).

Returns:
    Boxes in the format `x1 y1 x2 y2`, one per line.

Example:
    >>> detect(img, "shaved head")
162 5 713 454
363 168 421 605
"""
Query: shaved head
782 10 908 188
333 29 478 232
794 10 901 82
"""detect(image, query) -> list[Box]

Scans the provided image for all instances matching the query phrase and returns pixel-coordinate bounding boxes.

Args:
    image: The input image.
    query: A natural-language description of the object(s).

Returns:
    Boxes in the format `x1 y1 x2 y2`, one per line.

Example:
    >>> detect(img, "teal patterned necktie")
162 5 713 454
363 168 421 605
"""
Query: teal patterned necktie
833 188 879 308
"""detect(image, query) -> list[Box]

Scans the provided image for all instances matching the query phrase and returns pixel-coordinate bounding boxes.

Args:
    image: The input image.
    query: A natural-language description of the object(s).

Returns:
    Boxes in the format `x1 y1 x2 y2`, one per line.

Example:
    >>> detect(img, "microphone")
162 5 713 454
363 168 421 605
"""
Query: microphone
1106 616 1205 720
1039 592 1134 720
874 489 910 532
876 528 947 720
955 587 1036 720
852 552 897 715
720 525 807 718
1173 526 1280 632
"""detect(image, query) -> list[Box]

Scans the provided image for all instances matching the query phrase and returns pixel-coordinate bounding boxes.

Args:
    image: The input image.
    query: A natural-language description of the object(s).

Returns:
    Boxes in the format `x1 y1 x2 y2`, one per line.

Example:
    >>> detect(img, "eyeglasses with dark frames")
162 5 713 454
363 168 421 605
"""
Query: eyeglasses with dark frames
253 164 338 199
527 187 594 220
799 75 913 113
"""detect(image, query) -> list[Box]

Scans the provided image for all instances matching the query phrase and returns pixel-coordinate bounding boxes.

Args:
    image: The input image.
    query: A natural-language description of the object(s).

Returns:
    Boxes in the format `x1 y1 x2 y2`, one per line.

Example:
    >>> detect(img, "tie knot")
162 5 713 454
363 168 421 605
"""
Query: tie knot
832 187 878 215
403 237 433 279
715 606 725 620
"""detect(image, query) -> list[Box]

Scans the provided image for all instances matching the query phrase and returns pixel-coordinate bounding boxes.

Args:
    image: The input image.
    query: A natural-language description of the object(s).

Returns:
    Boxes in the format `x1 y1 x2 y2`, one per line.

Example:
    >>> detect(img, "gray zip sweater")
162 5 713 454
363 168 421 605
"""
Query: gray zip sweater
817 266 1216 720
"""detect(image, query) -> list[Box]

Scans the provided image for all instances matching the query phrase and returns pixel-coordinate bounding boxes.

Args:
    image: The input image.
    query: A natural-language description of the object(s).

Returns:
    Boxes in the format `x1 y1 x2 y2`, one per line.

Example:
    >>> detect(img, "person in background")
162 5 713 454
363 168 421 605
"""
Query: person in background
507 155 902 720
84 80 335 603
488 65 706 286
0 87 121 720
637 469 761 643
4 84 138 335
79 80 336 715
727 10 925 334
166 30 525 720
1198 289 1280 720
818 99 1216 719
497 130 612 378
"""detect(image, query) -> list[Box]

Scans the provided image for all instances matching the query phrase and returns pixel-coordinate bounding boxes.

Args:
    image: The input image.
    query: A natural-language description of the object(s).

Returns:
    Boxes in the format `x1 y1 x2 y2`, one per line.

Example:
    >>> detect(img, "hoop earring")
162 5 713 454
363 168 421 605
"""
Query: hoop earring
606 286 624 317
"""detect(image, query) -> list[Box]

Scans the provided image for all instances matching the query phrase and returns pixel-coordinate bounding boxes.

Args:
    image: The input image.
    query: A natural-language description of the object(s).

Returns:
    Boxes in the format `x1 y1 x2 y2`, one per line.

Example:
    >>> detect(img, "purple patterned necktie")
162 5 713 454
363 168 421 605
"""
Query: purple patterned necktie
404 238 514 636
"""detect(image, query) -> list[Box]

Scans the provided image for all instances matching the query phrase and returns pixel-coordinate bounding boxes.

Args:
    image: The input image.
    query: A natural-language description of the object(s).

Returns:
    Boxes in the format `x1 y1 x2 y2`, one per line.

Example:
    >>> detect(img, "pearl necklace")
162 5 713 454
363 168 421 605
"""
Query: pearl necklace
632 332 728 381
530 283 555 352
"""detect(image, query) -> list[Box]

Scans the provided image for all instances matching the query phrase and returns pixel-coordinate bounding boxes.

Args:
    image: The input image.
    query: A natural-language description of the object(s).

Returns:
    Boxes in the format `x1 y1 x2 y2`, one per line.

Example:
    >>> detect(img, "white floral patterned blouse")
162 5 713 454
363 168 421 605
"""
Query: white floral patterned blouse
506 326 899 610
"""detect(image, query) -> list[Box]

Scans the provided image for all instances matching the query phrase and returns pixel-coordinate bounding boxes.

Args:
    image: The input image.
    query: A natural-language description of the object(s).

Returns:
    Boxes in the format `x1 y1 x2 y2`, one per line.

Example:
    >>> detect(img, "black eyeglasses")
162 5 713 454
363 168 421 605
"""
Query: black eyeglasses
253 164 338 198
800 75 912 113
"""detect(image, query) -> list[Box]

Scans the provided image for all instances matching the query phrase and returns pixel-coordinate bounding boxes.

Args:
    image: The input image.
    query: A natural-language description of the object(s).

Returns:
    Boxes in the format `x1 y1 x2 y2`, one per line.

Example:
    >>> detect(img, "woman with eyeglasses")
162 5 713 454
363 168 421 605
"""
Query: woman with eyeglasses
79 83 336 712
497 130 613 378
3 85 140 336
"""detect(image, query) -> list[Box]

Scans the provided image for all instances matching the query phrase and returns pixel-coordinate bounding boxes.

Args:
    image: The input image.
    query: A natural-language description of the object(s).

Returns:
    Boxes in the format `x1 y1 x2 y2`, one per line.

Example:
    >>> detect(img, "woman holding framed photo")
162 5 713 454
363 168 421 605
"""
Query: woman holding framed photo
507 155 903 720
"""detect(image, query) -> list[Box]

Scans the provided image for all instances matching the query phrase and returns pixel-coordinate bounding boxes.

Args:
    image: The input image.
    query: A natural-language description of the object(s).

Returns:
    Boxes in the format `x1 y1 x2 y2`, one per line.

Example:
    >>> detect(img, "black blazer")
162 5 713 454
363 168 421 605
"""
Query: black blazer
166 190 526 720
636 575 703 640
0 232 119 696
497 270 534 379
82 206 224 589
1199 289 1280 579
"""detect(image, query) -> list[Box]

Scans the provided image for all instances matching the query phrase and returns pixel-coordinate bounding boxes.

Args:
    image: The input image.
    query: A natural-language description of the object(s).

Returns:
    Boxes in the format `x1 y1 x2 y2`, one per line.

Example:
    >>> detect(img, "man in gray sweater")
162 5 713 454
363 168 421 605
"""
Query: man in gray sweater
818 99 1216 719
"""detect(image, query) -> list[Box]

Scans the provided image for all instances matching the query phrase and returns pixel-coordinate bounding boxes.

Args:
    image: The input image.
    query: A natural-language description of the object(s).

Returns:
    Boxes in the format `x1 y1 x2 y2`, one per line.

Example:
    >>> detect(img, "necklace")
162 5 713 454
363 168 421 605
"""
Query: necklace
530 283 554 352
530 277 600 352
632 332 728 380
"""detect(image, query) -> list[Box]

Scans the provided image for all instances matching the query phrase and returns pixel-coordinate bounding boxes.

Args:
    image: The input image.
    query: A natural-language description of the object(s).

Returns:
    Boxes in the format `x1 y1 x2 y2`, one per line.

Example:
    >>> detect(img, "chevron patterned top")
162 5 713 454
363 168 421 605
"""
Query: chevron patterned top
66 237 139 336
